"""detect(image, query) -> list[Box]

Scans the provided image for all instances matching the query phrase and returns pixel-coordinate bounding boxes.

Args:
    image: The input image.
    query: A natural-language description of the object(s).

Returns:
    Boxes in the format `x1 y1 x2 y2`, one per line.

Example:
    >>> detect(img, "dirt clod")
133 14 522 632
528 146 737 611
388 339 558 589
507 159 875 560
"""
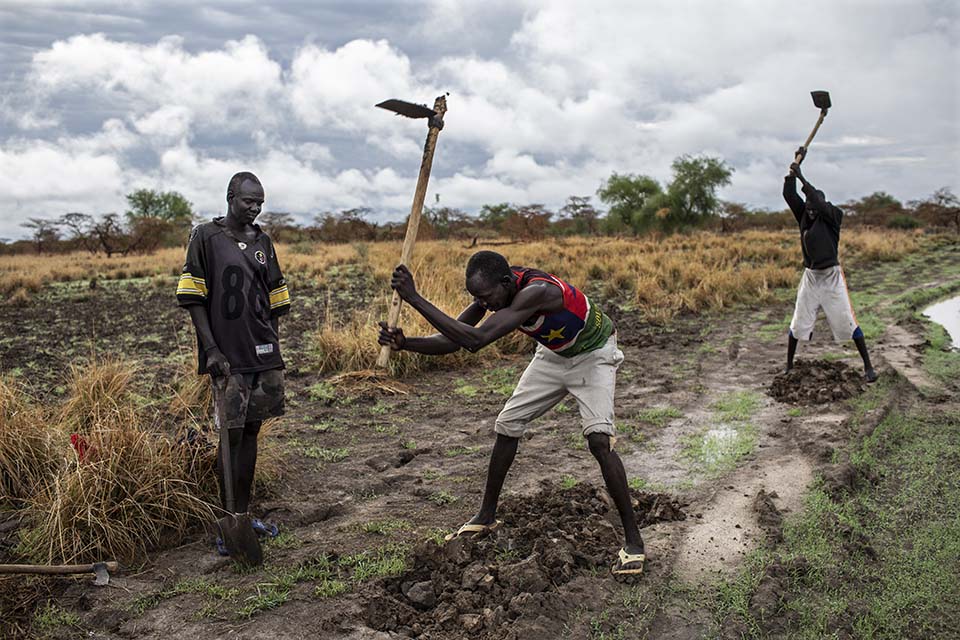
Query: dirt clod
752 489 784 543
366 481 686 639
769 360 866 405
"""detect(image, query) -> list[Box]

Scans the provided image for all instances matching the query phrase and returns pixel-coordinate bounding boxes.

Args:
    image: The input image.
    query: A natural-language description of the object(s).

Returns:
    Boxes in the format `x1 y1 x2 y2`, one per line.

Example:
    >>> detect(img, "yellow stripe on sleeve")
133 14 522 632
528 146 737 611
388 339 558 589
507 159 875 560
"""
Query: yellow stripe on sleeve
177 273 208 297
269 285 290 308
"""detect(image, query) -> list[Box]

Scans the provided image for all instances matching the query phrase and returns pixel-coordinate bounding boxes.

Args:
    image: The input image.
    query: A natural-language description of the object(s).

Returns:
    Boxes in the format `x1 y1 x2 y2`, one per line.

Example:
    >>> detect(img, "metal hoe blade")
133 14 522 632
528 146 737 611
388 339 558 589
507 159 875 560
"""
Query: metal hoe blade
376 99 436 119
93 562 110 586
811 90 831 111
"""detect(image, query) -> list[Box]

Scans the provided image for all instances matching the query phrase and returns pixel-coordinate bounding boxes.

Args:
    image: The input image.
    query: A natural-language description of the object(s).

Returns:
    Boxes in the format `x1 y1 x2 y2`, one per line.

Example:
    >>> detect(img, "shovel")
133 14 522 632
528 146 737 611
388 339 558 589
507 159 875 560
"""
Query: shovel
213 376 262 566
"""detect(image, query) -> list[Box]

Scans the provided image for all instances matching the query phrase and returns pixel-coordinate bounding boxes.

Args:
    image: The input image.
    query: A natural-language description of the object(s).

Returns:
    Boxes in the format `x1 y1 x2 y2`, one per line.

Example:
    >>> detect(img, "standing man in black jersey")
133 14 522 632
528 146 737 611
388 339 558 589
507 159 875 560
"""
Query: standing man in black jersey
783 149 877 382
177 172 291 553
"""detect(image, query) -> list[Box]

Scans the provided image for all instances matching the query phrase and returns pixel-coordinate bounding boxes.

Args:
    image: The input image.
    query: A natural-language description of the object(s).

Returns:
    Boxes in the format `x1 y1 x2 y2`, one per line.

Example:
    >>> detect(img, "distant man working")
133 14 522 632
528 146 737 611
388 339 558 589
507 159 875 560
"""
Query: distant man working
177 171 291 554
378 251 645 575
783 149 877 382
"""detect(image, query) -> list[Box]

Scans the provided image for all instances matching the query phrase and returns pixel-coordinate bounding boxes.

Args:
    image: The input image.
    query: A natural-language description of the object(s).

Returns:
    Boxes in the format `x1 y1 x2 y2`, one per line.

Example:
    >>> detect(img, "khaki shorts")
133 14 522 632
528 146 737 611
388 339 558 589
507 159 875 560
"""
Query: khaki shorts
495 335 624 439
789 266 860 342
213 368 285 429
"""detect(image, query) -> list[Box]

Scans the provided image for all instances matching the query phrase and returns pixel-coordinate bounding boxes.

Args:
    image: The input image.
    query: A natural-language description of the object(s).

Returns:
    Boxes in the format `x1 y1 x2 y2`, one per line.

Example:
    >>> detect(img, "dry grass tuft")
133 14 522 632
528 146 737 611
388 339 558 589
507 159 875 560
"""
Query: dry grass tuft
2 360 220 564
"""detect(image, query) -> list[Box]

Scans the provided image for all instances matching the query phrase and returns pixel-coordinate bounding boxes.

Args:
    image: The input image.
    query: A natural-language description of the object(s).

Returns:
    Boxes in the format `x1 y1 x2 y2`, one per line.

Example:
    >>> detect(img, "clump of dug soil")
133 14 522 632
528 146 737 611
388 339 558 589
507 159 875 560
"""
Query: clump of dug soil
768 360 866 405
366 481 686 639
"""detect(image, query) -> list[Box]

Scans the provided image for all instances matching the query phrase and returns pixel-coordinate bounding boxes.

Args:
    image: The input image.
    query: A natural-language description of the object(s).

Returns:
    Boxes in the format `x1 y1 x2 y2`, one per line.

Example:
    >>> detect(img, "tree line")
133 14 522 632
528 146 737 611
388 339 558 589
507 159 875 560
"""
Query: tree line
5 154 958 255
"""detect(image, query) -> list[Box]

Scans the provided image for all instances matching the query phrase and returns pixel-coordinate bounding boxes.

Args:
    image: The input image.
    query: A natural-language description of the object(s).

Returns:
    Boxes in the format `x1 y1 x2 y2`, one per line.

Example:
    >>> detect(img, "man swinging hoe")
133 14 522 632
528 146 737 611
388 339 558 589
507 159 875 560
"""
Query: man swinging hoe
378 251 646 576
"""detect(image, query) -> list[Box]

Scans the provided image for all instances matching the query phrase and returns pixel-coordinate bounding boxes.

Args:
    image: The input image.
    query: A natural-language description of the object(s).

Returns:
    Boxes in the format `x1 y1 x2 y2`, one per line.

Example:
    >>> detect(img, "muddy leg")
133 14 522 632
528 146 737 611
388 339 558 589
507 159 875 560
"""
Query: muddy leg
234 420 261 513
853 333 877 382
587 433 644 553
471 434 519 525
786 331 798 373
216 427 244 512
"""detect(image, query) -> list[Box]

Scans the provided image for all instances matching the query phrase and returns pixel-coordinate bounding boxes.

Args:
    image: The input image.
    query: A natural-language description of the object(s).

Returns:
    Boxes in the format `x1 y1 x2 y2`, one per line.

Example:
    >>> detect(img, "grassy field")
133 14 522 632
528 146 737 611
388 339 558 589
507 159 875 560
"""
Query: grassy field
0 229 956 639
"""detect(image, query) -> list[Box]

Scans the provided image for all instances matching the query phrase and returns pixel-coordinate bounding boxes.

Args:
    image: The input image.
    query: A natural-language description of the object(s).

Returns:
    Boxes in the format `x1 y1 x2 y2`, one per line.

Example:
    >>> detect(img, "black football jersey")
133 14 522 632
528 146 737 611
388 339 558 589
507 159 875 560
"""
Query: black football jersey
177 217 290 374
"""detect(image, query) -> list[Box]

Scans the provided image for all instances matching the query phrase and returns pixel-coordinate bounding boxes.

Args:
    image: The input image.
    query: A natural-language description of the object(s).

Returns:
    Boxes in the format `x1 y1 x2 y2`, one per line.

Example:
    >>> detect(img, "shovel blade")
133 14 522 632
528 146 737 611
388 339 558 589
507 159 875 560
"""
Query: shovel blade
376 99 436 119
217 513 263 567
811 90 831 110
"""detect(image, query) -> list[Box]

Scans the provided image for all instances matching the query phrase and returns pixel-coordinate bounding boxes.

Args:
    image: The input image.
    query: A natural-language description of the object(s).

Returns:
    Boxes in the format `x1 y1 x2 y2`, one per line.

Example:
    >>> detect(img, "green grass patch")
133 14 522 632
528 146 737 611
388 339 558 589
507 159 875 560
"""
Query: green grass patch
553 401 571 414
315 578 350 598
428 490 459 506
360 518 412 536
129 577 239 616
482 366 518 395
33 603 82 634
922 323 960 385
369 400 390 415
560 475 579 489
339 544 409 582
299 444 349 463
635 406 683 427
374 423 400 436
311 420 344 433
786 407 804 417
712 390 762 422
265 530 302 550
306 381 337 403
712 406 960 639
236 584 289 618
444 445 481 457
454 378 479 397
680 423 758 475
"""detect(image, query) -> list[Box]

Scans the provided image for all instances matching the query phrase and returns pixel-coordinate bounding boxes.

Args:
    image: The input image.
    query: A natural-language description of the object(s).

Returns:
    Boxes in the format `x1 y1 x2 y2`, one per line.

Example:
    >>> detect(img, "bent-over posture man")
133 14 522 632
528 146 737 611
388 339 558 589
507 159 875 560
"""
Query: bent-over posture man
177 171 291 553
784 149 877 382
378 251 645 575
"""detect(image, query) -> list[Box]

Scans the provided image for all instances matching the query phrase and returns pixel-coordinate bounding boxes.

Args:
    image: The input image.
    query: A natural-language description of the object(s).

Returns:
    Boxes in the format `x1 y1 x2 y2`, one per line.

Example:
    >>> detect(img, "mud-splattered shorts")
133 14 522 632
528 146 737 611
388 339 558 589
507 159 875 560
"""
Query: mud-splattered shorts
495 335 623 439
212 368 285 429
789 266 860 342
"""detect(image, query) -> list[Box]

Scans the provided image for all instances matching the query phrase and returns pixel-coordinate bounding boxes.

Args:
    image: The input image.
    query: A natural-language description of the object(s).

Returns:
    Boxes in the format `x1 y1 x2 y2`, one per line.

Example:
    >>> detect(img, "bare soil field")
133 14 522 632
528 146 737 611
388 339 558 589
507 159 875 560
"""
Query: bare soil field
1 235 958 639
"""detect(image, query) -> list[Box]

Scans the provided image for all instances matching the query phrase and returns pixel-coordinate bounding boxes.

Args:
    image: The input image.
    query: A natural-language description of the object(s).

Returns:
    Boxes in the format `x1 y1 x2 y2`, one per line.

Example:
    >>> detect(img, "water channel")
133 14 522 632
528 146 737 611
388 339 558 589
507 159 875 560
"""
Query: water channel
922 295 960 350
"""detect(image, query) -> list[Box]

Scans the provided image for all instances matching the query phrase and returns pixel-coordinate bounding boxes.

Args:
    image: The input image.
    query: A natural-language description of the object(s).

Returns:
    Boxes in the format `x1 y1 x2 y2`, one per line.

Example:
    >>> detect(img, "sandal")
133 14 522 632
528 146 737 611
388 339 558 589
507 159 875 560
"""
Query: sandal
611 547 645 575
443 520 501 542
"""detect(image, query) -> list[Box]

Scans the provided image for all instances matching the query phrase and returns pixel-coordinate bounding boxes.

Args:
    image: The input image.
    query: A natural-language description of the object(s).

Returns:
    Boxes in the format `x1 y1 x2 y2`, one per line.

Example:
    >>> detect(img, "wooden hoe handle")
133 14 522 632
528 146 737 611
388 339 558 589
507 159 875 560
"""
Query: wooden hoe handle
377 95 448 369
796 110 827 164
0 561 119 575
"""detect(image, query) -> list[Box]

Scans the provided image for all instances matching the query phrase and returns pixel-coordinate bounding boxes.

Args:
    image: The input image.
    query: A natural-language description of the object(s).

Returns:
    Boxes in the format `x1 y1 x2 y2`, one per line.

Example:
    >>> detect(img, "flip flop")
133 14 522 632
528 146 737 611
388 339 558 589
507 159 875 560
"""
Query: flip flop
443 520 502 542
611 548 646 575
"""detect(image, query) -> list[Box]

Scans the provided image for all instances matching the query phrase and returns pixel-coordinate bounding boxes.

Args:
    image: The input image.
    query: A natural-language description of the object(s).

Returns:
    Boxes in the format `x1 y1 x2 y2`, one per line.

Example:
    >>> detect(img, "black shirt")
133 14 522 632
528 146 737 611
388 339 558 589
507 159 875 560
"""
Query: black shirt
783 176 843 270
176 218 291 374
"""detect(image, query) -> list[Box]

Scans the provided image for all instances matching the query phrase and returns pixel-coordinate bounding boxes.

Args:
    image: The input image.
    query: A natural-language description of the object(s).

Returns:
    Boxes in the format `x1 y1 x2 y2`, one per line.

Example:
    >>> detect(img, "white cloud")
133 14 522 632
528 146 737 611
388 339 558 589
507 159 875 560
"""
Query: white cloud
1 1 957 240
28 33 284 132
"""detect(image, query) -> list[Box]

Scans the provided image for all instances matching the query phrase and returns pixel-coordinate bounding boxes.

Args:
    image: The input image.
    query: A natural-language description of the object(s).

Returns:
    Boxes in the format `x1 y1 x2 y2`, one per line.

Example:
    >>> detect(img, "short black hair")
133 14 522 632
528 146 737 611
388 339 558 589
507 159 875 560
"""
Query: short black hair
226 172 261 202
466 250 510 285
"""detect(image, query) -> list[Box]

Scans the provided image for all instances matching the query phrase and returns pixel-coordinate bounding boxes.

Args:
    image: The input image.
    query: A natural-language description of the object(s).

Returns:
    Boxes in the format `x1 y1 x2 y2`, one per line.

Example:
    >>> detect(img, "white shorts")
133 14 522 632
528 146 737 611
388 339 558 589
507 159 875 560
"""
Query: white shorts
495 335 624 439
789 266 860 342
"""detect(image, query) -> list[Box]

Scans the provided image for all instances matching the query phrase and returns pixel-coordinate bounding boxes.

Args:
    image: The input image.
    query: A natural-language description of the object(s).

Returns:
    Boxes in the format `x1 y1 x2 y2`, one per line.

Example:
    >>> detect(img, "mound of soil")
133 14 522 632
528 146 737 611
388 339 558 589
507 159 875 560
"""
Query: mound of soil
768 360 866 405
366 482 686 639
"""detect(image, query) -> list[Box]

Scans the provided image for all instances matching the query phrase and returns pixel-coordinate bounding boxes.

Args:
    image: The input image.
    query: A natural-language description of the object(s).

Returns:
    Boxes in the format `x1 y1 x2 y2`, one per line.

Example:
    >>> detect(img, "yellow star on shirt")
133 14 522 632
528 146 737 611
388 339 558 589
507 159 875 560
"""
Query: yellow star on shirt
542 327 565 342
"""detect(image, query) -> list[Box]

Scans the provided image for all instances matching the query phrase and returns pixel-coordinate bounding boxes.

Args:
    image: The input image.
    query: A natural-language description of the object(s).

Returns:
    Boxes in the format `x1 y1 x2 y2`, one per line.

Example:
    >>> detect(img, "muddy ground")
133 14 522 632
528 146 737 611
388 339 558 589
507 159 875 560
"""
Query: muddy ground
1 242 958 639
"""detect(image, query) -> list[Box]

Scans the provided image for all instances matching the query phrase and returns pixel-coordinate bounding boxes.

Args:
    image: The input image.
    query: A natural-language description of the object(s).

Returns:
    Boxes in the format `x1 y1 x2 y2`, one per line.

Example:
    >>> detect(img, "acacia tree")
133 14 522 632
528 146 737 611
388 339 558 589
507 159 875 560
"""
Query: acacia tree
911 187 960 233
559 196 601 235
21 218 60 253
57 213 99 253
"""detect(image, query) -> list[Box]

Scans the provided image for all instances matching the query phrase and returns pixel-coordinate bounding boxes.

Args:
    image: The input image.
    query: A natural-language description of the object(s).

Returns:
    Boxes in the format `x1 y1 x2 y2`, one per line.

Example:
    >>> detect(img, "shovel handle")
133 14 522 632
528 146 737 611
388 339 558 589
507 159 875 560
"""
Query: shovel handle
797 110 827 164
0 561 119 575
213 376 236 514
377 95 448 369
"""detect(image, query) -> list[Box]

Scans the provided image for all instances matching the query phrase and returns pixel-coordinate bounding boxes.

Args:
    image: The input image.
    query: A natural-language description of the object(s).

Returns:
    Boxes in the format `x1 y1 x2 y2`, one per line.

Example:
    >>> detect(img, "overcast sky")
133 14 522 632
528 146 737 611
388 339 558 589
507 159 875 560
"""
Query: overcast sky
0 0 957 240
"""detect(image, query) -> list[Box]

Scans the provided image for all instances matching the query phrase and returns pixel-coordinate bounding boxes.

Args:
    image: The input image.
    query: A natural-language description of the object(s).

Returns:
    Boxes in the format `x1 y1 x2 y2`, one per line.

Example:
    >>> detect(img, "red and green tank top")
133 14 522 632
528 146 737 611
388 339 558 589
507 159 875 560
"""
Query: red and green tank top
511 267 614 357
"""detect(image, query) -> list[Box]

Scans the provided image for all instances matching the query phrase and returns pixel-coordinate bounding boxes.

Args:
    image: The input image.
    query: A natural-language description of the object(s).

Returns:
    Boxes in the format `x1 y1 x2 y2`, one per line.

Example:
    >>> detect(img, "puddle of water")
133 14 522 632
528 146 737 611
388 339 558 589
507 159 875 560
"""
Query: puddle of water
922 295 960 350
702 427 740 466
